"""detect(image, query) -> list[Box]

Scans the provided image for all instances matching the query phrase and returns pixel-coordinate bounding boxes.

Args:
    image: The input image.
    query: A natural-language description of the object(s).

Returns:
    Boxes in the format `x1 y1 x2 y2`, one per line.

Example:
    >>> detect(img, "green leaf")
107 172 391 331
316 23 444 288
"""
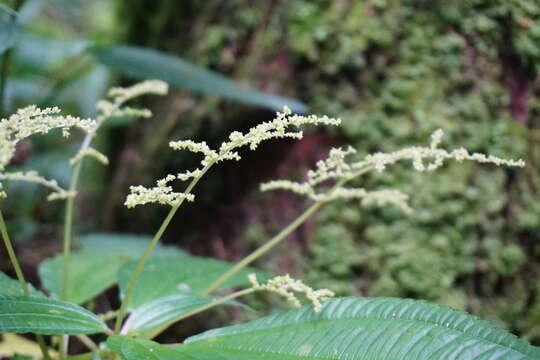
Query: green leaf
74 233 186 258
109 297 540 360
0 272 44 297
0 10 19 54
108 336 186 360
39 234 185 304
38 250 130 304
92 44 306 113
123 293 246 337
118 255 267 310
0 295 108 334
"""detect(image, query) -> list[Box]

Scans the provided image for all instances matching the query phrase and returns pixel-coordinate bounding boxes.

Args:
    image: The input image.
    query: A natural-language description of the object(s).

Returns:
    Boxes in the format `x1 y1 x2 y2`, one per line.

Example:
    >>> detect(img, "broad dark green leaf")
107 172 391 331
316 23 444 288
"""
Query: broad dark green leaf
118 255 267 310
74 233 186 258
109 297 540 360
0 272 44 297
39 234 184 304
123 293 245 338
38 250 130 304
0 295 107 334
92 44 306 113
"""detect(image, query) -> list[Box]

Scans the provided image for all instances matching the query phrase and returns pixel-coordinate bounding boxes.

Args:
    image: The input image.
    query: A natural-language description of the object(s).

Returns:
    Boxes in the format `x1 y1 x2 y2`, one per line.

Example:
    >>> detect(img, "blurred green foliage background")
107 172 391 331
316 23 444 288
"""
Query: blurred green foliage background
1 0 539 345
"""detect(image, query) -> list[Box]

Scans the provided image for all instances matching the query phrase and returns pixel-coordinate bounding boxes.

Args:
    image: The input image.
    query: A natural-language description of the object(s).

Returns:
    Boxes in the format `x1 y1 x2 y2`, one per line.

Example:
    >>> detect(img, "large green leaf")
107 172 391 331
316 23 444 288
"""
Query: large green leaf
0 272 44 297
74 233 186 258
109 297 540 360
39 234 184 304
118 255 267 310
123 294 245 338
0 295 107 334
92 44 306 113
38 250 130 304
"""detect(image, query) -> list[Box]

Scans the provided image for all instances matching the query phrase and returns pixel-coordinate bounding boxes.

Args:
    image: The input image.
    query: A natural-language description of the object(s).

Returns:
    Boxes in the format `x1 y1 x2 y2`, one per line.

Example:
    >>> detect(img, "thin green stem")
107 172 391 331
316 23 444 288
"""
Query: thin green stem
36 335 52 360
60 134 93 360
114 163 213 333
173 288 255 324
200 168 373 296
58 336 66 360
0 209 51 360
114 204 179 333
201 201 323 295
0 209 28 295
136 287 257 339
75 334 99 352
61 161 82 300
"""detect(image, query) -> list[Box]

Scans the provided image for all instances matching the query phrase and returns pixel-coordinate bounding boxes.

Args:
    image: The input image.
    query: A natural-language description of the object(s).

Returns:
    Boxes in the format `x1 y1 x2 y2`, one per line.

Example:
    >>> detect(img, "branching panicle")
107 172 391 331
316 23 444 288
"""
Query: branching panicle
125 106 341 208
261 129 524 213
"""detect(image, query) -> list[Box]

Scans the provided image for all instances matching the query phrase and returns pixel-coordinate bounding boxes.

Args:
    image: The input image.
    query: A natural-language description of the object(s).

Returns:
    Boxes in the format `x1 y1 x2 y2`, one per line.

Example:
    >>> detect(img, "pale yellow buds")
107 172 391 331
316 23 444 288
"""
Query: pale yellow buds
0 171 76 201
70 148 109 166
249 273 334 313
124 174 195 209
107 80 169 106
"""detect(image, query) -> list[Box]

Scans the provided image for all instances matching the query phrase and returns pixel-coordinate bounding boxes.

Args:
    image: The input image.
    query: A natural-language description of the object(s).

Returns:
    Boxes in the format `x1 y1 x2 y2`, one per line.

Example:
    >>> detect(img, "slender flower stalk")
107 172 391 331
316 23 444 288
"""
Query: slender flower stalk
0 209 51 360
166 288 256 325
113 163 213 333
200 173 365 296
201 201 324 295
0 209 28 294
60 159 83 300
75 334 99 352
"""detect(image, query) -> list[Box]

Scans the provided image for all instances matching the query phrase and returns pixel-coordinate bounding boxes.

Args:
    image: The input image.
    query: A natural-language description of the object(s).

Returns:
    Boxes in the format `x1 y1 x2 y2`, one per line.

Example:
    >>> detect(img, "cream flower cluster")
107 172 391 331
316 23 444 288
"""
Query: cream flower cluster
0 171 75 200
353 128 525 173
0 106 97 170
75 80 169 163
261 128 525 213
125 106 341 208
249 273 334 313
70 147 109 165
0 106 97 198
107 80 168 106
0 80 169 199
125 174 195 208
